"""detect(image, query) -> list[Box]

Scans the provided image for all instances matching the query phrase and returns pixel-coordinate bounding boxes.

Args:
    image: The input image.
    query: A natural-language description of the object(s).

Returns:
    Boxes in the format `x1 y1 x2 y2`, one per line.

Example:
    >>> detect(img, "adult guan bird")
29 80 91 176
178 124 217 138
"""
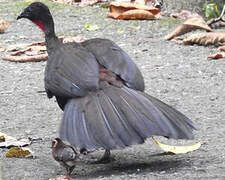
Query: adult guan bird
17 2 196 162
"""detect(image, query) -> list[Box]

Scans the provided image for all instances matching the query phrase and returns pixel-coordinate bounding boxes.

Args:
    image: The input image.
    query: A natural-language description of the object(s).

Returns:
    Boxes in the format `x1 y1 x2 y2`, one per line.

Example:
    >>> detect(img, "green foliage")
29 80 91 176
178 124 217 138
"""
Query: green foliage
205 3 220 19
204 0 224 19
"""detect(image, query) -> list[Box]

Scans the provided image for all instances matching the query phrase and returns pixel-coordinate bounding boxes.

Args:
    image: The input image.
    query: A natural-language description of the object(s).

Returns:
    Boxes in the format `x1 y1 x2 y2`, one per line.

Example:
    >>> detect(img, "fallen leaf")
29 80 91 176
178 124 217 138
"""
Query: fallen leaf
182 32 225 45
207 52 225 59
152 137 201 154
0 138 31 148
207 44 225 59
0 19 10 33
2 54 48 62
2 36 81 62
107 2 160 20
0 132 16 141
165 16 212 40
109 9 157 20
5 147 32 158
217 45 225 52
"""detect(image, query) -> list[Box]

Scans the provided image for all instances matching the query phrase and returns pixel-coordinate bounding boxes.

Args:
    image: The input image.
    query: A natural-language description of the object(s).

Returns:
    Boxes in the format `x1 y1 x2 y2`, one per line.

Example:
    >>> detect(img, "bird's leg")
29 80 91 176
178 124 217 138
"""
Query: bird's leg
91 149 114 164
63 167 72 179
98 149 111 163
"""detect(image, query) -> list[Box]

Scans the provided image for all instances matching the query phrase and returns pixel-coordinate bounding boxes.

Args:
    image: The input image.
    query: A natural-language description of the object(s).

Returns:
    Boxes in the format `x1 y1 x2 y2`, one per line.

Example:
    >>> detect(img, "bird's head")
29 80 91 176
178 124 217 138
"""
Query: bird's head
52 138 62 148
17 2 53 33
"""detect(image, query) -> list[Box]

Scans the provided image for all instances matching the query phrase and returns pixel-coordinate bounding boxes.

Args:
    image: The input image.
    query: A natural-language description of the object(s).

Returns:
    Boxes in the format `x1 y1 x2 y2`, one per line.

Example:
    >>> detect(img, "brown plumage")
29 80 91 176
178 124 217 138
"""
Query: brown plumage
52 138 79 179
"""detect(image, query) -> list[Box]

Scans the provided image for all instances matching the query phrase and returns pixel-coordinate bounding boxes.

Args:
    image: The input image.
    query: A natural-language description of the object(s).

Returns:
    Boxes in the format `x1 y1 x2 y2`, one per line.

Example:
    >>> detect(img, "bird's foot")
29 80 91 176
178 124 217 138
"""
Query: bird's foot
89 149 115 164
49 175 70 180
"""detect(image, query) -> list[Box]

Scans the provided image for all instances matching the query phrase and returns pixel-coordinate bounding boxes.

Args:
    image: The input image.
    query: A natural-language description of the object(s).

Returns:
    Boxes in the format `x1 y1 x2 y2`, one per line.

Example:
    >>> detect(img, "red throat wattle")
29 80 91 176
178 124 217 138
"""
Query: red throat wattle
33 20 45 32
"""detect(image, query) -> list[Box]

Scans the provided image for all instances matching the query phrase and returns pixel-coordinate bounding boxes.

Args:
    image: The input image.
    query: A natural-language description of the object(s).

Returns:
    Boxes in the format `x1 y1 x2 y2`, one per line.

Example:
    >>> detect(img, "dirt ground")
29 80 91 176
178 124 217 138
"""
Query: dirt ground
0 0 225 179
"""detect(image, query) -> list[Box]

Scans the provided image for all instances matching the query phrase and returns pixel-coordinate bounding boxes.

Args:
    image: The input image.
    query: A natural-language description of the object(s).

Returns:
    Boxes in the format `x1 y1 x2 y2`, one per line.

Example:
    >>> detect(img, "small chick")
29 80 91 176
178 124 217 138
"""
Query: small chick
51 138 79 180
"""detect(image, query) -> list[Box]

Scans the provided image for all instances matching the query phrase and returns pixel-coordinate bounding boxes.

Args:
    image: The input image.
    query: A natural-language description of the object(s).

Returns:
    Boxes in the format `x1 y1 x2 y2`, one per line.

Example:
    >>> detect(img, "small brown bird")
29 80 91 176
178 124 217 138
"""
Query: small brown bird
51 138 79 180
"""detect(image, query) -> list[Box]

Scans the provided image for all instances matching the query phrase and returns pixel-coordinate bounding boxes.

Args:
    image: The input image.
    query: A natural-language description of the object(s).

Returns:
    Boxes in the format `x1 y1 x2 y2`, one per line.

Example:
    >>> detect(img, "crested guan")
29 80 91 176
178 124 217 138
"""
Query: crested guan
17 2 196 162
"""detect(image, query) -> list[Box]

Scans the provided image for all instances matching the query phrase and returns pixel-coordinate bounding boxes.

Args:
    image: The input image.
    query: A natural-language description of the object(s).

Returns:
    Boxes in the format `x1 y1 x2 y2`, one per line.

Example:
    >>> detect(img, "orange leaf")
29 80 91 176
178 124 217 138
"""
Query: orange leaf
108 9 158 20
108 2 160 20
165 16 212 40
182 32 225 46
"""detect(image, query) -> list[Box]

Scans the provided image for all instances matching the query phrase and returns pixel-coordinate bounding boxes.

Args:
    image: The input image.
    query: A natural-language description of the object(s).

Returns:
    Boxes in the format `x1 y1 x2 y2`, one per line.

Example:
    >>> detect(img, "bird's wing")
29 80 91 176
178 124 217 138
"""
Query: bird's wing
81 38 145 91
45 43 99 98
56 146 76 162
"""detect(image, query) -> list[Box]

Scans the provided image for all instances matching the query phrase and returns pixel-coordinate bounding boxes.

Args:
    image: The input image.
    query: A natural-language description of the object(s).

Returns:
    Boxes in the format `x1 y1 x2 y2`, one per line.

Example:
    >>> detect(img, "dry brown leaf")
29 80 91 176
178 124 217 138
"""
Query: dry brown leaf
108 9 157 20
165 16 212 40
2 36 81 62
0 19 10 33
3 54 48 62
183 32 225 46
208 52 225 59
107 2 160 20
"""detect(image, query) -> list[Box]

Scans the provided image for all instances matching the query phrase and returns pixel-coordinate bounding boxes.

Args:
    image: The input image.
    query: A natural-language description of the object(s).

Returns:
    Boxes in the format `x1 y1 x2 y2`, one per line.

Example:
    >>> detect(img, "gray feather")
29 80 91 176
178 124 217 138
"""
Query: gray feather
81 38 145 91
60 82 195 150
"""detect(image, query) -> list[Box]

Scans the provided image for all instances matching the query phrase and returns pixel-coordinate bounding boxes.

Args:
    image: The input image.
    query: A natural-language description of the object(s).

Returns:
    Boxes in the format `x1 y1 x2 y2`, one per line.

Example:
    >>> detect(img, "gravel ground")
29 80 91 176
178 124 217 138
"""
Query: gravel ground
0 0 225 179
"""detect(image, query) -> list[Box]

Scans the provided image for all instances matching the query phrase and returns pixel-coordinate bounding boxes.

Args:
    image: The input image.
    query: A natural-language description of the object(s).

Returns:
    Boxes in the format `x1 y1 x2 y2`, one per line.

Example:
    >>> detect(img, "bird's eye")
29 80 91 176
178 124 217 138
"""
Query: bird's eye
27 7 33 13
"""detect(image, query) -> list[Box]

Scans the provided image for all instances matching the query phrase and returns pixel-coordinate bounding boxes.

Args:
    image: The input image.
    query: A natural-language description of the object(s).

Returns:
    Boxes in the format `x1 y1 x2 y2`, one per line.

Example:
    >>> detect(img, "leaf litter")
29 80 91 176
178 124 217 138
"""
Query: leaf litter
0 132 33 158
1 36 83 62
107 2 160 20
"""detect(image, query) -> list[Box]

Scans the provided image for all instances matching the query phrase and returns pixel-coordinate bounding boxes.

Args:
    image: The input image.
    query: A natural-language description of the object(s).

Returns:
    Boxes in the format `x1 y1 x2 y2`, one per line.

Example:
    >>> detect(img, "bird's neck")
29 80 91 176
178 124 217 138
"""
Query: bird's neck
45 32 60 53
44 22 61 54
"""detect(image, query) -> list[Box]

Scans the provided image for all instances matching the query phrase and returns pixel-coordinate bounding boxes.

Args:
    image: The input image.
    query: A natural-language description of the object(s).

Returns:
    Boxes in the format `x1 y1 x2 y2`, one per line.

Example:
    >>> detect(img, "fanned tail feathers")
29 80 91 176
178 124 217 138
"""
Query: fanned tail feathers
60 82 195 150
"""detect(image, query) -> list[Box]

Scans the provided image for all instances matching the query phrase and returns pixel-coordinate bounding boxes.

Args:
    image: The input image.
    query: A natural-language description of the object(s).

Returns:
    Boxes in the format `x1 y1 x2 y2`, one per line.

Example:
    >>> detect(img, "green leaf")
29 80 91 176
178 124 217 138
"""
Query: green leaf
85 23 99 31
205 3 220 19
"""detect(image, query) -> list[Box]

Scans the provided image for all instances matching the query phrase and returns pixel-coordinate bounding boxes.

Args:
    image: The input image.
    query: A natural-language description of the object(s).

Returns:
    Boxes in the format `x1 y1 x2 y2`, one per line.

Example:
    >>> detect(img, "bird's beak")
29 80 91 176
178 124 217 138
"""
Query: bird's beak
17 12 29 20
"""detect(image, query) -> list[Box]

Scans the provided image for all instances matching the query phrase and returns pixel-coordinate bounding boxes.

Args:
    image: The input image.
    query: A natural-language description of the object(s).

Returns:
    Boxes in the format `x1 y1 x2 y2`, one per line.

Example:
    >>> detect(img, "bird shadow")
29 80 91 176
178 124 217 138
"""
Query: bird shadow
73 153 193 179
